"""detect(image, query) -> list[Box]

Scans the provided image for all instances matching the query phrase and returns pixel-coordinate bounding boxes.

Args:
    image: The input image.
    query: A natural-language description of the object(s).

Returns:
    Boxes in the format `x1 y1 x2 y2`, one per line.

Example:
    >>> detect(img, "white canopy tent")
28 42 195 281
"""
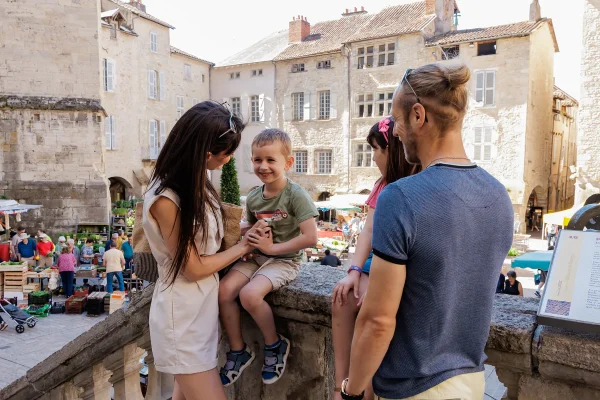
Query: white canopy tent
0 200 43 231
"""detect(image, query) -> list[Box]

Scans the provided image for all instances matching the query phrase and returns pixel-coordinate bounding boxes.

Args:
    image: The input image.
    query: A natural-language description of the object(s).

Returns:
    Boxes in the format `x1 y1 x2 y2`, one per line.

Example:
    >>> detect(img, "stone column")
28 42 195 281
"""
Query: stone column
72 363 113 400
104 342 145 400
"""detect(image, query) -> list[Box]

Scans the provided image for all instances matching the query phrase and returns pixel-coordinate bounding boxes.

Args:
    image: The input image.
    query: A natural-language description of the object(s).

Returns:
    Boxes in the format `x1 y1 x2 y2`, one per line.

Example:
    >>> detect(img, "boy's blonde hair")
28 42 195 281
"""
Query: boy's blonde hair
251 129 292 157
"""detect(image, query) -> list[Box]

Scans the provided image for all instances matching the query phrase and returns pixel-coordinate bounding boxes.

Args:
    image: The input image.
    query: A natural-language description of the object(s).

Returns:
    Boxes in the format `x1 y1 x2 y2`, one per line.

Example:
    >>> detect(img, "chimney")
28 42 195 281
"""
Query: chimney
289 15 310 43
129 0 146 13
529 0 541 21
426 0 458 35
342 6 368 17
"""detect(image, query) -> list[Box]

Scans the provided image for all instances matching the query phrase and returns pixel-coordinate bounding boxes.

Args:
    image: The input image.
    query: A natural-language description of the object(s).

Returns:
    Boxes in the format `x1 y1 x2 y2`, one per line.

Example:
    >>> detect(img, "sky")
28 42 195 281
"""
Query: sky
143 0 584 98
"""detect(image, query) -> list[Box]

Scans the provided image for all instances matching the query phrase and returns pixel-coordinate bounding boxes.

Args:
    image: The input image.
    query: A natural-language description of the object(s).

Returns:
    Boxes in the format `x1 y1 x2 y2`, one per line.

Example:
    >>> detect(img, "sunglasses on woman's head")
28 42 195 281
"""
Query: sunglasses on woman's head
218 102 239 138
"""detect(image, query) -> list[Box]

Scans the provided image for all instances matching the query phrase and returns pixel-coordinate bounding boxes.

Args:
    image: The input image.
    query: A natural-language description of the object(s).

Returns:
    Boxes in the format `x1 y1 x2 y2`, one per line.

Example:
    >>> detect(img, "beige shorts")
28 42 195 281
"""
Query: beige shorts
21 257 36 267
376 371 485 400
231 254 299 290
38 255 53 268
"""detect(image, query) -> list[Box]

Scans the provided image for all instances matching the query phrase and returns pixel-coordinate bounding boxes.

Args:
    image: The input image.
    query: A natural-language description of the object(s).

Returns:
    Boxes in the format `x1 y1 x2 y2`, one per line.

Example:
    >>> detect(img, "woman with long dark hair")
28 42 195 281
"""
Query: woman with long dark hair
143 101 256 400
331 117 421 400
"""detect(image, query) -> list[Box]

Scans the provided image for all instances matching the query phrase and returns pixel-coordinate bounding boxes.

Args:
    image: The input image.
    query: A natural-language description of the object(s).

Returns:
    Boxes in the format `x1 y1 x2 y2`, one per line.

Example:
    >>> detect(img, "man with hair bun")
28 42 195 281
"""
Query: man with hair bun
340 63 514 400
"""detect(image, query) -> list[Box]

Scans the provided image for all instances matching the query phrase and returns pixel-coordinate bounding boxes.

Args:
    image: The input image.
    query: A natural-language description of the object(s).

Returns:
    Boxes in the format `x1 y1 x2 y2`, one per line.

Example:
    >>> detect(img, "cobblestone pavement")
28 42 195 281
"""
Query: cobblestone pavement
0 309 107 389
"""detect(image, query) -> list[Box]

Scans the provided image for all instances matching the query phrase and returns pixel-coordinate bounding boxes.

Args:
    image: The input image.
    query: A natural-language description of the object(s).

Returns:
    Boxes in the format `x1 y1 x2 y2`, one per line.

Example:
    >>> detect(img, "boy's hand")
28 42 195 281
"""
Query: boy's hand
252 220 271 237
247 226 273 254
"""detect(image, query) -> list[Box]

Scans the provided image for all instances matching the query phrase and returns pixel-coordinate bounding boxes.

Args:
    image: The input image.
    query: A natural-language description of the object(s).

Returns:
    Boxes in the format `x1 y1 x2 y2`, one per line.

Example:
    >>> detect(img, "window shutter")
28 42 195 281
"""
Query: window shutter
484 145 492 161
485 71 495 106
309 92 317 120
240 96 249 121
105 116 112 149
149 120 156 148
105 59 113 92
148 70 155 99
160 120 166 147
475 72 484 104
474 127 483 143
303 92 311 121
473 127 483 161
159 71 165 101
111 116 116 149
243 144 252 173
111 60 117 90
484 126 493 143
259 94 265 123
329 92 337 119
283 95 292 121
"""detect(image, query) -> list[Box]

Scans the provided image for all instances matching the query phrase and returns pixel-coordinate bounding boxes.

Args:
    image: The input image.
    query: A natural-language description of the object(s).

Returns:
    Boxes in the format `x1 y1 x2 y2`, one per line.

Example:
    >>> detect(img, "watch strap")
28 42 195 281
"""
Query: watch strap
347 265 362 275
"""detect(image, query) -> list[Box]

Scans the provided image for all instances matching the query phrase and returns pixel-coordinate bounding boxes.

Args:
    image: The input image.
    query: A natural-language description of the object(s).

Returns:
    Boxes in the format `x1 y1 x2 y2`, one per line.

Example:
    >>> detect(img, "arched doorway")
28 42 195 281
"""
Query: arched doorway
585 194 600 205
109 177 132 204
526 186 545 233
317 191 334 222
318 191 331 201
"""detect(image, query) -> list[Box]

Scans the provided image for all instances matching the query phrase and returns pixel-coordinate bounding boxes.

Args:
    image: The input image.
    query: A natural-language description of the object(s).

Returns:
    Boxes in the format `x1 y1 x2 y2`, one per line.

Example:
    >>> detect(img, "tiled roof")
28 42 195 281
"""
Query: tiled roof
107 0 174 29
344 2 435 43
553 85 578 106
170 46 214 66
217 30 290 67
425 18 559 52
274 13 372 61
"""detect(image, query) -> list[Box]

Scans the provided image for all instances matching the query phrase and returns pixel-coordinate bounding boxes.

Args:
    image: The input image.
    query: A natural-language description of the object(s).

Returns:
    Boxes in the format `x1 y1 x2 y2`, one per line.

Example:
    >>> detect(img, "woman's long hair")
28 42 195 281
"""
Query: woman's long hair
366 117 421 184
149 101 244 286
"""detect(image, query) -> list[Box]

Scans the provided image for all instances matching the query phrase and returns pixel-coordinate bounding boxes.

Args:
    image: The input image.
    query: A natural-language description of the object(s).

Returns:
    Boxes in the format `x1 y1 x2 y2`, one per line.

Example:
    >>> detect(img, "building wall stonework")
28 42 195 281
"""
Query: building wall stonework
0 0 109 234
576 0 600 204
277 54 350 198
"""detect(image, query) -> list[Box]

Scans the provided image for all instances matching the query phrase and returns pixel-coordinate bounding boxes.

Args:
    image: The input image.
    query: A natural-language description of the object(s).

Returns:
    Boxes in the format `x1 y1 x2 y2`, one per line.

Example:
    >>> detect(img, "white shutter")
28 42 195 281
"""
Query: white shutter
484 126 493 143
148 70 156 99
159 71 165 101
259 94 265 123
329 92 337 119
105 59 114 92
309 93 317 120
303 92 311 121
473 127 482 161
475 72 484 104
105 116 112 149
485 71 495 106
283 95 292 121
149 120 156 148
484 145 492 161
110 116 116 149
241 96 249 122
160 120 166 147
243 144 252 173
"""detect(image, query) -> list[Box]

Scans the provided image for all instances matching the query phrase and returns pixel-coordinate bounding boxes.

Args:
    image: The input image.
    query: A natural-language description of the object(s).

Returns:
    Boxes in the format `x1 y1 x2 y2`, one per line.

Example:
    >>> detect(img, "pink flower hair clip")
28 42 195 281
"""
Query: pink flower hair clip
378 118 391 143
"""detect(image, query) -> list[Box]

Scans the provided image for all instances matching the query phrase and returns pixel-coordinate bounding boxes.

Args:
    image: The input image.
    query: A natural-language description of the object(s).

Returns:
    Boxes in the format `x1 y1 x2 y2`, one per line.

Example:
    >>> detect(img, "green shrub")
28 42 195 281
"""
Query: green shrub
220 157 241 206
507 248 519 257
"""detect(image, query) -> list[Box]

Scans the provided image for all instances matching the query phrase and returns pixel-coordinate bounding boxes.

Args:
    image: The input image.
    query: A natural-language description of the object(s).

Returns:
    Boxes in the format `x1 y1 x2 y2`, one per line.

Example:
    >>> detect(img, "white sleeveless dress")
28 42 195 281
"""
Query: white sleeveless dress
143 181 223 374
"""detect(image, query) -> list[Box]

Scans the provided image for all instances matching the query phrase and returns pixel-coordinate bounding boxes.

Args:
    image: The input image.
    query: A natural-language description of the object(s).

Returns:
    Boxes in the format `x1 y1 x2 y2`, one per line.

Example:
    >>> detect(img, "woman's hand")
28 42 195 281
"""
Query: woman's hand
332 271 361 306
247 226 273 255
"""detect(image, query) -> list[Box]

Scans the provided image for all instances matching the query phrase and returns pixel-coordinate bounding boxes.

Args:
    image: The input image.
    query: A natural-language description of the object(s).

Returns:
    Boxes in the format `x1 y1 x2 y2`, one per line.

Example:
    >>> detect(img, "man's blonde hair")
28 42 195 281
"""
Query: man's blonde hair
251 128 292 157
399 63 471 133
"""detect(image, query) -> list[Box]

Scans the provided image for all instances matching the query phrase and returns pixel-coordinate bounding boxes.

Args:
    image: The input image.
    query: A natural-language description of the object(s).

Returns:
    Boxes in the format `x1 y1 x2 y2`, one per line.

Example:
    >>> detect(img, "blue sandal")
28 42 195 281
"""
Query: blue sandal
262 335 291 384
220 345 255 387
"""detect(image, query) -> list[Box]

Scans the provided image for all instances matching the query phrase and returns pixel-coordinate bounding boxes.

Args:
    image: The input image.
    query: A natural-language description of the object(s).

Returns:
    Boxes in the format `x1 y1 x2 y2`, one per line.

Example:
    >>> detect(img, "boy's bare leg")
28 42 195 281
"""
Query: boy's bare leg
239 275 278 345
218 270 250 351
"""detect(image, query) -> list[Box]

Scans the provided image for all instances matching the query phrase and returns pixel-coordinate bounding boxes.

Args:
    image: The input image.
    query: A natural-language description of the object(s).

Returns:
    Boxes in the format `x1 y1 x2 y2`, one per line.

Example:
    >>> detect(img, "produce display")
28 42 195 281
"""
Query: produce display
318 238 348 252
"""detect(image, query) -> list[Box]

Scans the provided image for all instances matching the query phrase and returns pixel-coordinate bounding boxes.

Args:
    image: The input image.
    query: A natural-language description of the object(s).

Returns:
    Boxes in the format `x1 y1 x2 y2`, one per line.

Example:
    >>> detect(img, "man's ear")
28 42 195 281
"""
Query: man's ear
412 103 427 128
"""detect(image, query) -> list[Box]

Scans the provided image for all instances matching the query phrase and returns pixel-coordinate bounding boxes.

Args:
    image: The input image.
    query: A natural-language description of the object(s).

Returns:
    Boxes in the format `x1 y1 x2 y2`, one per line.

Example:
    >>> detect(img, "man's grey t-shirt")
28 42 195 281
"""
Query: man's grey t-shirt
371 164 513 398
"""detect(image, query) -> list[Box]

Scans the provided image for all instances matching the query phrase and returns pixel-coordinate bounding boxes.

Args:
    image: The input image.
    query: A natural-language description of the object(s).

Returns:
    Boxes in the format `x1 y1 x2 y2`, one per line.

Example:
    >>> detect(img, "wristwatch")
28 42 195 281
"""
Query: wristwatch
347 265 362 275
341 378 364 400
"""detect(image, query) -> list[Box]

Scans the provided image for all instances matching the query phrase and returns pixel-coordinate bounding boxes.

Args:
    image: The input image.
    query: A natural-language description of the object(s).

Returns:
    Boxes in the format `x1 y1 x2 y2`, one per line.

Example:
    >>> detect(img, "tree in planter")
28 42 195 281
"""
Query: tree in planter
220 157 241 206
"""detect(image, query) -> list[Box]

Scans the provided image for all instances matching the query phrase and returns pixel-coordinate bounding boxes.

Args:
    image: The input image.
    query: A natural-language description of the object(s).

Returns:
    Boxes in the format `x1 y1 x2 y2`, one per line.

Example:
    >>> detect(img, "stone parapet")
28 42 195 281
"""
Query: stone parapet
2 265 600 399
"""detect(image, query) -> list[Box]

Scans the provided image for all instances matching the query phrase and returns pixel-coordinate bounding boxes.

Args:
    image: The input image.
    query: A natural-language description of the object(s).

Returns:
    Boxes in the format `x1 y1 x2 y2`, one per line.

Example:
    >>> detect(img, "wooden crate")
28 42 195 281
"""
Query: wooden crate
23 283 41 294
4 271 26 292
0 263 27 272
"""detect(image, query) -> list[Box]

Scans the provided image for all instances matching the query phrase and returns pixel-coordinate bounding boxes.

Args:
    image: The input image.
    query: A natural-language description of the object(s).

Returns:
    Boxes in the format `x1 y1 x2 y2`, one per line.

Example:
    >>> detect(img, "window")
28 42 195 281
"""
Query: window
202 74 205 83
258 69 263 76
252 70 257 76
159 120 166 147
477 41 497 56
358 42 394 68
105 115 116 150
231 97 241 116
316 150 332 174
475 70 496 107
294 151 308 173
357 93 375 118
473 126 493 162
250 95 260 122
292 92 304 121
353 143 372 167
318 91 330 120
375 92 394 116
252 69 263 76
184 64 191 80
236 72 240 79
176 96 184 119
230 72 240 79
150 32 157 53
317 60 331 69
149 120 158 159
442 45 460 60
148 70 157 99
103 58 115 92
292 63 305 73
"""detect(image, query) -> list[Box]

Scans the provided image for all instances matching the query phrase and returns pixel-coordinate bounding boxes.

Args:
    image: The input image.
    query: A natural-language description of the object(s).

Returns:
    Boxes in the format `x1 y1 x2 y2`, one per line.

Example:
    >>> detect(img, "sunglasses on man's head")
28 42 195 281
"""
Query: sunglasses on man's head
398 68 428 123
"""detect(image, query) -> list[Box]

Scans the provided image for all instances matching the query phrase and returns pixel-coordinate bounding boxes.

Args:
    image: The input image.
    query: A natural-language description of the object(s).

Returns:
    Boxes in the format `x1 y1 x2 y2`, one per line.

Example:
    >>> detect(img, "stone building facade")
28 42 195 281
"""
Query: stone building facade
576 0 600 206
548 86 578 212
0 0 109 234
99 0 212 200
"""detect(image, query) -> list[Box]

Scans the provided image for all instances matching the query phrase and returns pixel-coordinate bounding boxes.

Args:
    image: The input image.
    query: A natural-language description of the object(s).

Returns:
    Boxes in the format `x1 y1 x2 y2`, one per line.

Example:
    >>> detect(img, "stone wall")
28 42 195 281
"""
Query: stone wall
3 265 600 400
576 0 600 205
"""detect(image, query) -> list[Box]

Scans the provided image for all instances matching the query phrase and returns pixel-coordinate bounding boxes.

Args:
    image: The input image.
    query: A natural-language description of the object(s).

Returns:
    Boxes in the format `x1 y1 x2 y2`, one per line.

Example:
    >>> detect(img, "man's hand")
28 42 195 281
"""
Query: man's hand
247 226 273 254
332 271 361 305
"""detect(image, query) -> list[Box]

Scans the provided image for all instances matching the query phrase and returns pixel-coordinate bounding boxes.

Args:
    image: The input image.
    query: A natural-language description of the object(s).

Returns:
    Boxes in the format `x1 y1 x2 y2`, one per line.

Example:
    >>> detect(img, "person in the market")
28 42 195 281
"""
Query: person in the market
340 64 514 400
57 246 76 297
37 233 55 268
10 226 25 261
17 233 37 267
121 233 134 271
67 238 80 267
103 241 125 293
321 249 342 268
503 270 524 296
0 315 7 331
331 116 420 400
54 236 67 264
80 238 95 265
117 229 127 250
105 232 119 251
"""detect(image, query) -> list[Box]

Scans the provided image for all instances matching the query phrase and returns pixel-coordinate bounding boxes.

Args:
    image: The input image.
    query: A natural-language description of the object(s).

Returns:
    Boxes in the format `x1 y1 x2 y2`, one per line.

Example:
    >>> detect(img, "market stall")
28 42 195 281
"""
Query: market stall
542 205 582 239
0 200 42 261
511 250 553 272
